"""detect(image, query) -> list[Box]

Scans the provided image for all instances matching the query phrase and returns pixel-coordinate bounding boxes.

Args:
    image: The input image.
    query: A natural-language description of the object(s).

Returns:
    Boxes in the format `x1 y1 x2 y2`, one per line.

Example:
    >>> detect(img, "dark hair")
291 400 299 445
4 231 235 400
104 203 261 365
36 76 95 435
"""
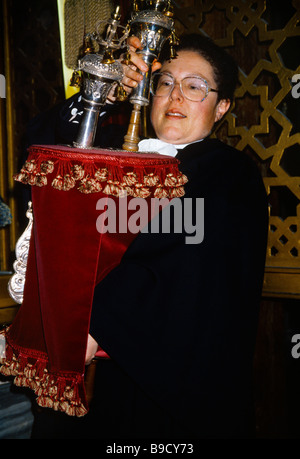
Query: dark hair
161 33 238 104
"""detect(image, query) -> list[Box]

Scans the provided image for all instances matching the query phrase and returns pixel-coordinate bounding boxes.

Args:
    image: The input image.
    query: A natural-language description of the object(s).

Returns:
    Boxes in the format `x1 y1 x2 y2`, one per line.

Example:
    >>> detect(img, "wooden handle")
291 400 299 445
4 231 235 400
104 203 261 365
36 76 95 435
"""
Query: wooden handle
122 103 141 152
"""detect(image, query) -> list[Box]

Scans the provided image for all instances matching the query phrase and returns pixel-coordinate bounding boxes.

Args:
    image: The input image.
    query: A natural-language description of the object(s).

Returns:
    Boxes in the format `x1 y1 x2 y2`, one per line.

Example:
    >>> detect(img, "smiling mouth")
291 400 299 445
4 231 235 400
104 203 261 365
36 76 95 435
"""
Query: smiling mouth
165 111 186 119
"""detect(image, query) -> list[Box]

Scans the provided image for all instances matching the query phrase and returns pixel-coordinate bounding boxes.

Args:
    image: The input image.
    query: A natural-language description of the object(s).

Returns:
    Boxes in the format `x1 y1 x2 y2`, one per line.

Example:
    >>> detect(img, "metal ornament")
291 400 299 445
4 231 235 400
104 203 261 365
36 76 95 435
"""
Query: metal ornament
73 7 129 149
123 0 178 151
8 202 33 304
129 3 175 106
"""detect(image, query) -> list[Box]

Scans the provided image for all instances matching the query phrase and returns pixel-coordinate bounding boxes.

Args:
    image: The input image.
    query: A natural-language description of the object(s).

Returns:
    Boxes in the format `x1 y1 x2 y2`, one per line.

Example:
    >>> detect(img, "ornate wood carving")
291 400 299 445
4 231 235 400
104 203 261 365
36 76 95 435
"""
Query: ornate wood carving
174 0 300 298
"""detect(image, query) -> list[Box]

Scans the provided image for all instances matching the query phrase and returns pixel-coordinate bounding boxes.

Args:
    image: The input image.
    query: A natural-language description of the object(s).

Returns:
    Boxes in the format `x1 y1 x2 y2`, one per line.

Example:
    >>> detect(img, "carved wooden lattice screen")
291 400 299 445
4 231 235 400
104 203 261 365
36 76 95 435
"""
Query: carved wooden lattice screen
173 0 300 298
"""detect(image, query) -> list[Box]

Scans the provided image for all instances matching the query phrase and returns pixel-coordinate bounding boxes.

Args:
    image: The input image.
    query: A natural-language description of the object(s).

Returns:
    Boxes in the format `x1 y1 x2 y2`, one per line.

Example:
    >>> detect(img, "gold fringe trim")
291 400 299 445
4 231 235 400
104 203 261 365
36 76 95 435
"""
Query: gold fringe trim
0 349 87 417
14 156 188 199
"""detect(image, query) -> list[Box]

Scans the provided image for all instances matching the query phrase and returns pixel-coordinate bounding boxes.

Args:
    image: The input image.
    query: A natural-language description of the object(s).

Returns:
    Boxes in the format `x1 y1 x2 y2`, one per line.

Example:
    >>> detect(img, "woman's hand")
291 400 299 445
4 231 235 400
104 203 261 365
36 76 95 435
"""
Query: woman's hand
85 333 99 365
121 36 148 92
107 36 162 103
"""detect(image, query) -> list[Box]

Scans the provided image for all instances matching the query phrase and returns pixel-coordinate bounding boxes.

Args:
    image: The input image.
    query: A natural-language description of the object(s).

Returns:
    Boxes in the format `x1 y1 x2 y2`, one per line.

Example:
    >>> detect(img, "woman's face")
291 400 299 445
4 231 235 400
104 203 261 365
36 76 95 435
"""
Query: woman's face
150 50 230 144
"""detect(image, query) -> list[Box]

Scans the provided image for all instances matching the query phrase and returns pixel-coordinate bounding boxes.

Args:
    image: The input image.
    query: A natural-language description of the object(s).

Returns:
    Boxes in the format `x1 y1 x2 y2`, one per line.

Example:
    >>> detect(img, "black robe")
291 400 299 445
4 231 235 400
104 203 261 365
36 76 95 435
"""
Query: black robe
87 137 268 439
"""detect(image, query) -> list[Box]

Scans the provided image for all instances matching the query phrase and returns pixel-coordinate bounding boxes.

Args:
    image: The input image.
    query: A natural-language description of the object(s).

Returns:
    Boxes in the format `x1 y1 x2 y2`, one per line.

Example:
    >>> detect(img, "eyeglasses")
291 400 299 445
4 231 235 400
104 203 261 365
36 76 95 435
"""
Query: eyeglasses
150 72 219 102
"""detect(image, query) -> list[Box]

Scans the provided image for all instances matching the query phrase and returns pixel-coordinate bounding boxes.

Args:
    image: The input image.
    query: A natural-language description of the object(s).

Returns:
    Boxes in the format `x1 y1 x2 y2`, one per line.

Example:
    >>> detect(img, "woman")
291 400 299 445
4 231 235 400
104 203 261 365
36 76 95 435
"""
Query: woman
32 34 268 439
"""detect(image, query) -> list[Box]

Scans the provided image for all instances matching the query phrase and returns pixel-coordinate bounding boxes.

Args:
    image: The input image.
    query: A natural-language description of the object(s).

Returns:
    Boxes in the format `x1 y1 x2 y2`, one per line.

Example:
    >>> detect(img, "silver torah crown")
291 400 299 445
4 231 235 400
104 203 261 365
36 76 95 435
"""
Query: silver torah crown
73 54 124 149
73 7 129 149
128 0 176 106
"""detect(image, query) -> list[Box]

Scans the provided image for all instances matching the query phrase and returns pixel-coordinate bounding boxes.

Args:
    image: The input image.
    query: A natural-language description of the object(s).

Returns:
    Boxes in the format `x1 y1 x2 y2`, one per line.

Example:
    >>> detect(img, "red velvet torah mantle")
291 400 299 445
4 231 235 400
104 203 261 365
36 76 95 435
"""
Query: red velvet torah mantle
0 144 187 417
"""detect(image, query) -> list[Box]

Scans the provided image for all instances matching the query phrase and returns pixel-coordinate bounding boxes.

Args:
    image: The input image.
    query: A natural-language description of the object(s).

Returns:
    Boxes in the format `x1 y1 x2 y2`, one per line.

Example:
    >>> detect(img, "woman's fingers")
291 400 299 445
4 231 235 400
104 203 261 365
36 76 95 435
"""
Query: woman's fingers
127 35 143 51
152 60 162 73
121 57 161 92
118 36 163 96
129 53 148 73
122 64 143 88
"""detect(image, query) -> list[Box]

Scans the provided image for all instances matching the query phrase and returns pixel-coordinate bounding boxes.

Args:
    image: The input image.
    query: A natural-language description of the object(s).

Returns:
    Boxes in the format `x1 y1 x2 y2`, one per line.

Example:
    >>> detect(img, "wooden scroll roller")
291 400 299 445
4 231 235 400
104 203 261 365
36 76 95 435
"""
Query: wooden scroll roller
122 103 142 151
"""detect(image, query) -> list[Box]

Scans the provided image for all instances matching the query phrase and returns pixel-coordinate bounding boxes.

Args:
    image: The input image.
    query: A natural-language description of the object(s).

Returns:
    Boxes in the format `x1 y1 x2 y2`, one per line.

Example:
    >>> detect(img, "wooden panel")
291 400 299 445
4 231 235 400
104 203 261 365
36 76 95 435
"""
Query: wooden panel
264 268 300 298
0 0 64 324
0 275 18 327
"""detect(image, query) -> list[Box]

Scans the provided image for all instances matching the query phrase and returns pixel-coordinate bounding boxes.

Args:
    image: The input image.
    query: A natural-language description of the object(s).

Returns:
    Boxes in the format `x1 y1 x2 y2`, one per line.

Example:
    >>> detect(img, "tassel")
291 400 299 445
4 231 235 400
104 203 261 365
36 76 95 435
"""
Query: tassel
35 174 47 187
53 400 60 411
27 174 37 186
14 375 25 386
62 174 76 191
103 180 122 197
24 159 37 172
71 164 85 180
64 385 75 401
23 363 35 379
78 177 102 194
66 404 76 417
169 186 185 198
37 395 54 409
57 377 67 399
121 185 134 196
52 174 75 191
35 359 48 379
59 400 69 413
177 173 188 185
164 173 178 187
154 186 169 198
144 173 160 187
76 404 88 417
94 168 108 182
122 172 138 186
40 160 54 174
52 175 64 190
0 364 13 377
133 184 151 198
13 171 29 184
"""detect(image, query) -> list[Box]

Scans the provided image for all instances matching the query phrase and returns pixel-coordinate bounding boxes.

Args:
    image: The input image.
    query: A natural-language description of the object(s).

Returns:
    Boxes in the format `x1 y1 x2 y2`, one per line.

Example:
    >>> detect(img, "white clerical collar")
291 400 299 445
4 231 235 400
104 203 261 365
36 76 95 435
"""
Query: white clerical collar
138 138 203 157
